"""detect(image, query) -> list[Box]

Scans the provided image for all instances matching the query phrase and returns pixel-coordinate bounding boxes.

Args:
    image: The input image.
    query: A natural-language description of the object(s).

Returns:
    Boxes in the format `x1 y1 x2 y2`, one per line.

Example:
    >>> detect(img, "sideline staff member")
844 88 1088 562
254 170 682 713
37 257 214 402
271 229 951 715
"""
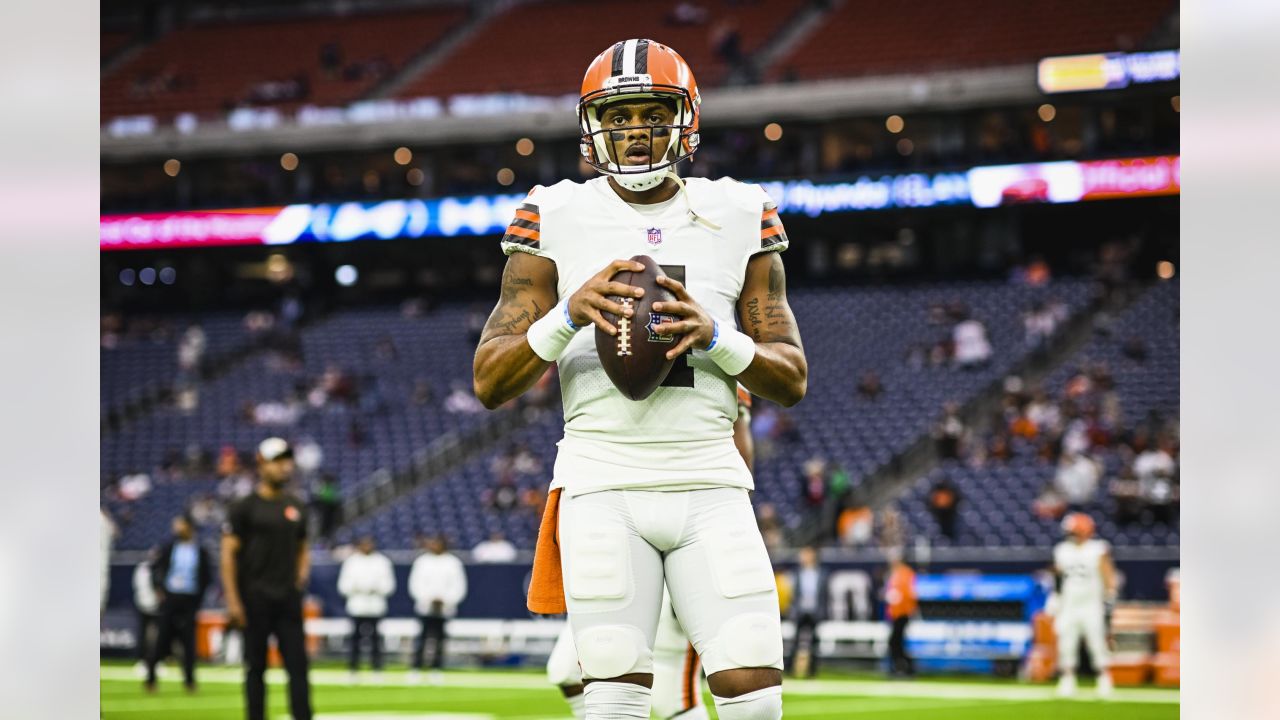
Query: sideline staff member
222 437 313 720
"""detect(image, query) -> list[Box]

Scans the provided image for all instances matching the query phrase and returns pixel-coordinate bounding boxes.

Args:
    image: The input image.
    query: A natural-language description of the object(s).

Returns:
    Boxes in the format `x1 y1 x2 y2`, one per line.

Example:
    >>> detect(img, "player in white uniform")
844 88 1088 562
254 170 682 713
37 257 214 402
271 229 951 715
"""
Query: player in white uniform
474 39 806 720
1050 512 1117 698
548 389 755 719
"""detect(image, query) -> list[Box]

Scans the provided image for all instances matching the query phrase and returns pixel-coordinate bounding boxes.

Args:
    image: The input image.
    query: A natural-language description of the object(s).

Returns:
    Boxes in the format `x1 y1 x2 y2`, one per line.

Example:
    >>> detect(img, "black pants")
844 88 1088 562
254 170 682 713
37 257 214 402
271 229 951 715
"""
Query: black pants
413 615 447 670
349 616 384 671
136 611 160 663
888 615 914 676
244 592 312 720
146 594 198 685
788 611 821 677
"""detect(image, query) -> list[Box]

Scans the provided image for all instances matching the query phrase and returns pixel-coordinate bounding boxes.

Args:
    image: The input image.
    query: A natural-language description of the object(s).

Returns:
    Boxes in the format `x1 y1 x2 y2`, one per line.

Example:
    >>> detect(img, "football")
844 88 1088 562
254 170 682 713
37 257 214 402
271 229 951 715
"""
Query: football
594 254 682 400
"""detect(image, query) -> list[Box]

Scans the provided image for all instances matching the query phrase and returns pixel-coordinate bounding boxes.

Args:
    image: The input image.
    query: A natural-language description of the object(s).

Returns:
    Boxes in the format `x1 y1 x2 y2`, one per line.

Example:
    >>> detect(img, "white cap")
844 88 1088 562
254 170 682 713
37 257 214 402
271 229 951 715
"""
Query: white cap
257 437 293 461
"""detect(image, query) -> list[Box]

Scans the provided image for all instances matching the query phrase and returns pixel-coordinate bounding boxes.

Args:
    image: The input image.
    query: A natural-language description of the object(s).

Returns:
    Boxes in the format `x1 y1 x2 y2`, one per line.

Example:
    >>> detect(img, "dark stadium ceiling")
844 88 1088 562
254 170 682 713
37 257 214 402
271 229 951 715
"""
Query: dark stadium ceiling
101 64 1040 161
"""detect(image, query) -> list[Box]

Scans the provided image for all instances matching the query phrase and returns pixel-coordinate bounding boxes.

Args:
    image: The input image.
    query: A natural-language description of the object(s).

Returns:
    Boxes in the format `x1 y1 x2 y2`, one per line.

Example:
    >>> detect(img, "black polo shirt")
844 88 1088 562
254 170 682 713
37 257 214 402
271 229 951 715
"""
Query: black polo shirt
226 491 309 600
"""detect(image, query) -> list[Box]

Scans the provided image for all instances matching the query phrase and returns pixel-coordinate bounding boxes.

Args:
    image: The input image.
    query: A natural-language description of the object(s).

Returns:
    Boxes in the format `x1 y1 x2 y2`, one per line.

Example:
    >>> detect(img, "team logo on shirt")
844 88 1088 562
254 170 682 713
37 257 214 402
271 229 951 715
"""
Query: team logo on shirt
284 506 300 522
646 227 663 246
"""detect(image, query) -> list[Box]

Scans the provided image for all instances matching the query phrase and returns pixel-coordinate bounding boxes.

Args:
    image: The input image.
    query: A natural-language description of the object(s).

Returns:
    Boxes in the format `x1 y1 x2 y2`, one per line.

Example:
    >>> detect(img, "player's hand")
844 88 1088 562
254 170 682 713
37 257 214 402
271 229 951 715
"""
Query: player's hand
227 599 246 628
651 275 715 360
567 259 647 336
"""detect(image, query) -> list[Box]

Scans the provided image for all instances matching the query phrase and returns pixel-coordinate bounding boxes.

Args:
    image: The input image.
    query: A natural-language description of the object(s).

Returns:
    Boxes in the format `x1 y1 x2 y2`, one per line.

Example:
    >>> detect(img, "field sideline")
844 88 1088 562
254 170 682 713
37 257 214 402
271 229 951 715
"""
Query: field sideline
101 663 1178 719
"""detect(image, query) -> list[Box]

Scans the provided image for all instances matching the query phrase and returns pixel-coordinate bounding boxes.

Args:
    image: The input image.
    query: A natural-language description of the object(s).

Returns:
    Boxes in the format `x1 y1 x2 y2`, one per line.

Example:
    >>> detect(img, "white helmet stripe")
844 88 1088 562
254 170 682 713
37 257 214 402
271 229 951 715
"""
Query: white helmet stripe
621 39 638 76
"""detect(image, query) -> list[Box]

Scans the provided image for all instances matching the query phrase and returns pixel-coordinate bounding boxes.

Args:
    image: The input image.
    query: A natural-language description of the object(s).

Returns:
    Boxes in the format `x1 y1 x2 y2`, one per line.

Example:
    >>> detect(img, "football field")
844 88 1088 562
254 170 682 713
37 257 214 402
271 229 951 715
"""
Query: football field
101 663 1178 719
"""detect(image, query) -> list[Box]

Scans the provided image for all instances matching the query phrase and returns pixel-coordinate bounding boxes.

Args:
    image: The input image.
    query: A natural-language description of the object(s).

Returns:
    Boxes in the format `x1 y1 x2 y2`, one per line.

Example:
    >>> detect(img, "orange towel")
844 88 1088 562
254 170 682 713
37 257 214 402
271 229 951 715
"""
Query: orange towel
527 487 566 614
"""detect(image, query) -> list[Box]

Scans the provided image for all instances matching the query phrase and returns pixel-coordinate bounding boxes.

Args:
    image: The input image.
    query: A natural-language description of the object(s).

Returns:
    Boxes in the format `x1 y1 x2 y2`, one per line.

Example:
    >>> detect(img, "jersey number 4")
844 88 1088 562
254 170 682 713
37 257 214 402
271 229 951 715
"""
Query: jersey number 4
659 264 694 388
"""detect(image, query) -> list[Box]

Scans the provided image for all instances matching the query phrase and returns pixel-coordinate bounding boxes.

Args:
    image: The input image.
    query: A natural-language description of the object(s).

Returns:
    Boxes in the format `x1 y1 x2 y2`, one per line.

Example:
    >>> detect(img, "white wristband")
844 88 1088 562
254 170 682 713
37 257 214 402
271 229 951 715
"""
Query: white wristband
703 319 756 376
526 298 581 362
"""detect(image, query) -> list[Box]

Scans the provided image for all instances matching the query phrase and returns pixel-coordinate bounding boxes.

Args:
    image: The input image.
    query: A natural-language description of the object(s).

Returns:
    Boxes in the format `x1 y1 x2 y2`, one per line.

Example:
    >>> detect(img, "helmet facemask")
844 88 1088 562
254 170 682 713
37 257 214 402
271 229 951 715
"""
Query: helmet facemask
578 77 700 192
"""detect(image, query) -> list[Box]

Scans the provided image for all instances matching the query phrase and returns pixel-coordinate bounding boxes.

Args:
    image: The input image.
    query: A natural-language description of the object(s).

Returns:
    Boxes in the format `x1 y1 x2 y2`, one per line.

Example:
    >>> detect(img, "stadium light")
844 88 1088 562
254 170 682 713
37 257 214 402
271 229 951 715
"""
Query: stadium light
159 267 177 285
886 115 904 134
281 152 299 171
394 147 413 165
119 268 136 286
406 168 425 186
1038 104 1057 122
516 138 535 156
496 168 515 186
139 267 157 286
163 159 181 177
763 123 783 142
335 264 359 286
1157 260 1176 279
896 138 914 156
1171 96 1180 113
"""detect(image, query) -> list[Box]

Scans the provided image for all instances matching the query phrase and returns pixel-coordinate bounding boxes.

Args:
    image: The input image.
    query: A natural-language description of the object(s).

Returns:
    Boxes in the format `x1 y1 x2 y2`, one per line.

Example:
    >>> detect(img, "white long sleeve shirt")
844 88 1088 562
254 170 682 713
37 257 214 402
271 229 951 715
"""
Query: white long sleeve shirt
337 551 396 618
408 552 468 617
133 562 159 614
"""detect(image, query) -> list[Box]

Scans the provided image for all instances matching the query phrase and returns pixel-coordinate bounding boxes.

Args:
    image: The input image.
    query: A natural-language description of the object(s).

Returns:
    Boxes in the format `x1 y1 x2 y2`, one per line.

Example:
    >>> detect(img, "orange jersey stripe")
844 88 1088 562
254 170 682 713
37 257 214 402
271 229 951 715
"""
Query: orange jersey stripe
762 208 779 222
514 209 540 223
761 224 784 240
504 224 540 241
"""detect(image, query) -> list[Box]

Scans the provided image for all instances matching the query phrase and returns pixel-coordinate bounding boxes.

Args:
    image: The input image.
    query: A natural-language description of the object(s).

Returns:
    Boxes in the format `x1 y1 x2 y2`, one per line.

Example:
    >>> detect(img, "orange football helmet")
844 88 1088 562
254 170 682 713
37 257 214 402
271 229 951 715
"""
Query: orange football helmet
578 38 701 191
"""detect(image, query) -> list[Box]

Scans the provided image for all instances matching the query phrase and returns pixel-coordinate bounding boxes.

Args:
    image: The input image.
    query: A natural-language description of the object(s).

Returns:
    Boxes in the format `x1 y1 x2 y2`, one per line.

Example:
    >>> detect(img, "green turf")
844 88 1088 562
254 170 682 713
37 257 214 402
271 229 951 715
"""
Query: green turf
101 664 1178 719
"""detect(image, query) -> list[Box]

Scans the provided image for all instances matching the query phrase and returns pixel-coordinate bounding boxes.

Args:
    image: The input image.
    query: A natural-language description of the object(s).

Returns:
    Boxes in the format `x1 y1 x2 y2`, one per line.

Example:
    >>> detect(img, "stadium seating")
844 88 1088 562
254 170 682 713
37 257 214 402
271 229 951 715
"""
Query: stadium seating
101 6 467 121
393 0 811 99
769 0 1175 82
104 278 1100 551
895 279 1179 548
100 314 253 419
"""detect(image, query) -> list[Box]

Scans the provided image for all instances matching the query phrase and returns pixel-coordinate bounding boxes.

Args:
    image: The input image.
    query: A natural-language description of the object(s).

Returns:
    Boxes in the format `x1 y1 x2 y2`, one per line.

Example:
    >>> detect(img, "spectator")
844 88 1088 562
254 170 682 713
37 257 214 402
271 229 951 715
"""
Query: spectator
145 514 214 693
800 457 827 512
1108 468 1143 526
884 551 918 677
445 381 484 414
310 474 341 541
408 536 468 683
856 370 884 401
1135 438 1178 523
927 475 961 539
177 325 207 375
1054 451 1101 507
952 314 992 369
787 547 829 678
756 503 786 551
1032 483 1068 521
472 531 518 563
133 548 161 673
412 379 435 406
1024 300 1057 349
337 536 396 682
319 40 343 76
877 506 906 552
934 402 966 459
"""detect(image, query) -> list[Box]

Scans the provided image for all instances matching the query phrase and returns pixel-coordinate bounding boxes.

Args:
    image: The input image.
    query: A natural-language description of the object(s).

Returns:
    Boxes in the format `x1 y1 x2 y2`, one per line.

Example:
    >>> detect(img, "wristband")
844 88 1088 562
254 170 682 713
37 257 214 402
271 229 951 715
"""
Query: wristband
526 298 581 361
703 318 756 376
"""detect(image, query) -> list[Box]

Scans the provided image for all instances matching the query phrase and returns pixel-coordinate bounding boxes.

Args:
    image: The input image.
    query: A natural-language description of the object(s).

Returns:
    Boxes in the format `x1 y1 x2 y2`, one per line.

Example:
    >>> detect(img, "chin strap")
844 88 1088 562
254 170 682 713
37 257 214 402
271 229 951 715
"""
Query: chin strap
665 171 721 231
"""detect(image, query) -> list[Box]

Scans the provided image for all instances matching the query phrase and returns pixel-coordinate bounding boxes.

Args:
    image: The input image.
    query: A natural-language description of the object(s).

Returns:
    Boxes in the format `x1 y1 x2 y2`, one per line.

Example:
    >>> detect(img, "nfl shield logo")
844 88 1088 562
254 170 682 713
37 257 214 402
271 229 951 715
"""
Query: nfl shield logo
646 227 663 246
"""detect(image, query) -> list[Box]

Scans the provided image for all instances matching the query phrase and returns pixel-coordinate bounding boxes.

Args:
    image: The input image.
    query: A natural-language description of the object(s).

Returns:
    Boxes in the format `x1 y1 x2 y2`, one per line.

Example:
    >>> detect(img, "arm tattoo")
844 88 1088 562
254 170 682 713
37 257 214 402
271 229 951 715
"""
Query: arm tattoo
482 264 545 338
746 298 763 340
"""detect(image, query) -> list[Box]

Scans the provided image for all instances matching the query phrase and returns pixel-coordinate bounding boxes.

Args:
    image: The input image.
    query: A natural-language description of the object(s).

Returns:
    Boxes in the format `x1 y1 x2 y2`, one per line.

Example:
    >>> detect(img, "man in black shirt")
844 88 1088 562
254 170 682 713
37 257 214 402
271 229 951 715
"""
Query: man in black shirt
222 438 313 720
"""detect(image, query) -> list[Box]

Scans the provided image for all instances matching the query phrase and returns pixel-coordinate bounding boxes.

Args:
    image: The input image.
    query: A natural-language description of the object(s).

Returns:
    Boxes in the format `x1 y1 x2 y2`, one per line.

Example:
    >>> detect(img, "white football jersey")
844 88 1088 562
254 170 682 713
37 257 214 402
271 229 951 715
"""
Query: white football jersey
1053 538 1109 606
500 176 787 496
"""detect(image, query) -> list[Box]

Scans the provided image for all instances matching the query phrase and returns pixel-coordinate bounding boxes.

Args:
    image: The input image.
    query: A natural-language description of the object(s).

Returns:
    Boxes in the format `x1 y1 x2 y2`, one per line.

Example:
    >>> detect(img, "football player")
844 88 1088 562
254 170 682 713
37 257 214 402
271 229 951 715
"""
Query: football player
1050 512 1117 698
473 38 806 720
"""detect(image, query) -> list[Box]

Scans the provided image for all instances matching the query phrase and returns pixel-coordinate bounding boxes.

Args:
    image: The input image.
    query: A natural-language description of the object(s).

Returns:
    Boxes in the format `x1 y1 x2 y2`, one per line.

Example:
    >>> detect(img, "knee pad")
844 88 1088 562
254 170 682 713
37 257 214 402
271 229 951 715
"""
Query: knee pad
712 685 782 720
575 625 651 679
547 626 583 687
707 612 783 673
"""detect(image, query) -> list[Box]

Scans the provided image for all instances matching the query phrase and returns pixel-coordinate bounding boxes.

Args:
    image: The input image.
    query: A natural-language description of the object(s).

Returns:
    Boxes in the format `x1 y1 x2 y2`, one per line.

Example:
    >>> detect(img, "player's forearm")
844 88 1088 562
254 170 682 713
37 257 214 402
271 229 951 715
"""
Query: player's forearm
473 335 551 409
737 341 807 407
297 546 310 587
